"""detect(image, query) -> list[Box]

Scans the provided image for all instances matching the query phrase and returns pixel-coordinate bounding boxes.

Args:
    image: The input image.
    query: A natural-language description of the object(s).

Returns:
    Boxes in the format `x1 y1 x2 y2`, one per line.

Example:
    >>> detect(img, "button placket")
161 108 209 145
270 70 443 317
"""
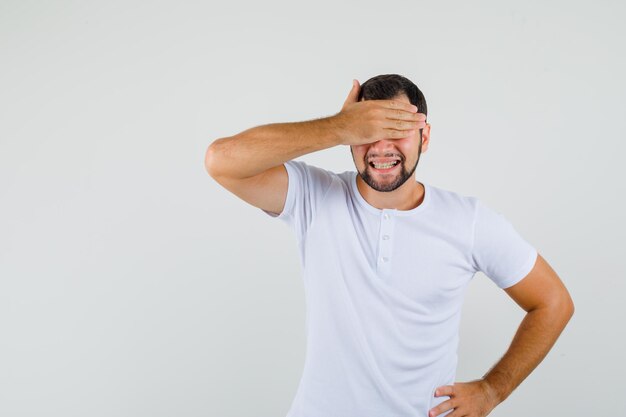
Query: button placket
377 210 395 274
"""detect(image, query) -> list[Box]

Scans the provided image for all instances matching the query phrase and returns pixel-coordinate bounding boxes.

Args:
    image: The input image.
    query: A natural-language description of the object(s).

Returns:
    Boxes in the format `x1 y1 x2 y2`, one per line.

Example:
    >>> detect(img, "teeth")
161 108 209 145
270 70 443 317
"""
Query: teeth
372 161 398 169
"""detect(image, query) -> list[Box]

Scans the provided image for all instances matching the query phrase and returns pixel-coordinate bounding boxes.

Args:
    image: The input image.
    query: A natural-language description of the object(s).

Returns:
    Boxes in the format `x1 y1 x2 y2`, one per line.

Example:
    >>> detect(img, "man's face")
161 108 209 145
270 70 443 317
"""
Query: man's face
350 94 427 192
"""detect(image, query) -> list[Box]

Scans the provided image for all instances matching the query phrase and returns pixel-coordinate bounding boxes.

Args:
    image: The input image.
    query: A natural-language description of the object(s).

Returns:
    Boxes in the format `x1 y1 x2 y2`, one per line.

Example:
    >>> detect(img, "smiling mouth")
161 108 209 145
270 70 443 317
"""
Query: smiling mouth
369 160 401 171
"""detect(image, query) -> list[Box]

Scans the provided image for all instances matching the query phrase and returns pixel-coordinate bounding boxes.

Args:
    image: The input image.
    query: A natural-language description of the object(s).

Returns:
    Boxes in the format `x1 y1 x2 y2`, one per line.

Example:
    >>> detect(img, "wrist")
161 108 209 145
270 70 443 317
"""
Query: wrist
480 376 507 406
326 113 349 146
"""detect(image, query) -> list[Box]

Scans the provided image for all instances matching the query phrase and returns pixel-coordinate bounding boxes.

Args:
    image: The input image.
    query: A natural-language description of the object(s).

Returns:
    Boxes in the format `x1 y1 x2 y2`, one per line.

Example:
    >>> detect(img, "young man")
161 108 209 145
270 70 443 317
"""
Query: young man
205 74 574 417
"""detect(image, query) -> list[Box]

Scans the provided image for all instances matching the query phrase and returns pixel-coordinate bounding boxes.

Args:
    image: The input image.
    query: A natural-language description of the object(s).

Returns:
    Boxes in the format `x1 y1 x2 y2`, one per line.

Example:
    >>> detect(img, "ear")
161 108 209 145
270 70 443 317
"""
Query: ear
420 123 431 153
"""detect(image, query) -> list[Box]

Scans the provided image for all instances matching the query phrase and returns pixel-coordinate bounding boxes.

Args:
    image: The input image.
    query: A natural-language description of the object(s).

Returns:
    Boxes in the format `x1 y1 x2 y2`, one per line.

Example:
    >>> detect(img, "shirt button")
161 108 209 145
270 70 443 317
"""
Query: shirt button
382 257 389 262
383 213 390 219
382 235 390 240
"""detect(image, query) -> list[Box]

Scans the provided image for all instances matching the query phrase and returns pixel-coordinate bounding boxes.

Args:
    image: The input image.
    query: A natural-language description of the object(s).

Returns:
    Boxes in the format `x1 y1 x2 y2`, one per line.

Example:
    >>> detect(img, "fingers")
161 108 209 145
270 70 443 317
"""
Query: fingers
380 115 427 132
382 128 417 139
382 99 418 113
379 101 426 127
384 109 426 122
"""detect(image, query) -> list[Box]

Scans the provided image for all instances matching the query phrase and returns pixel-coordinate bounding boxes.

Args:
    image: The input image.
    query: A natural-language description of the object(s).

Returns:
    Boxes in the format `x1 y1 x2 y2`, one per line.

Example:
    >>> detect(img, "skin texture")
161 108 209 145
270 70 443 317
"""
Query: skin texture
428 253 574 417
208 79 575 417
349 93 432 211
344 85 574 417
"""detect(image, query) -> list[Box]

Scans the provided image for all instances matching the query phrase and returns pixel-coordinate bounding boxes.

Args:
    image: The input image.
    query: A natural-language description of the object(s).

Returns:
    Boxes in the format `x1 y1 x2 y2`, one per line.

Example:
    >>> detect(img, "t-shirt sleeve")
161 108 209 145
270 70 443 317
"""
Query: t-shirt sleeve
261 159 335 242
470 199 538 289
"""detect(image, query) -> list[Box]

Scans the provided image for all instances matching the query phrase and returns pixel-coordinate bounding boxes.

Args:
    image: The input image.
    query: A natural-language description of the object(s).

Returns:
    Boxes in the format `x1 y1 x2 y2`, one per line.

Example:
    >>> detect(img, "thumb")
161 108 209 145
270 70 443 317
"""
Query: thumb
344 79 360 105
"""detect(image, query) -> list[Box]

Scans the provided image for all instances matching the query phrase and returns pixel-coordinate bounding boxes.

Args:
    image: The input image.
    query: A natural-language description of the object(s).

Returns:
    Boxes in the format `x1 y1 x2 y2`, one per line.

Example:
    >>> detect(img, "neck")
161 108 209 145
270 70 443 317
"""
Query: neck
356 174 425 211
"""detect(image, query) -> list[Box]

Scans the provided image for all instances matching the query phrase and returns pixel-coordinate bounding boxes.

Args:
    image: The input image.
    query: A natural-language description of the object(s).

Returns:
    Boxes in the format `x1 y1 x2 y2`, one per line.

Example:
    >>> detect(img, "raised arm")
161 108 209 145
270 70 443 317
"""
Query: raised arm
205 116 344 180
204 80 424 214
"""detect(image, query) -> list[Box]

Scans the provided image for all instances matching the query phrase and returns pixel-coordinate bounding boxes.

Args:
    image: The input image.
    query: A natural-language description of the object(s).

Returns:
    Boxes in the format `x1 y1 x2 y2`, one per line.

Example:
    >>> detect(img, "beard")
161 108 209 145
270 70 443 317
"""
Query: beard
354 135 423 193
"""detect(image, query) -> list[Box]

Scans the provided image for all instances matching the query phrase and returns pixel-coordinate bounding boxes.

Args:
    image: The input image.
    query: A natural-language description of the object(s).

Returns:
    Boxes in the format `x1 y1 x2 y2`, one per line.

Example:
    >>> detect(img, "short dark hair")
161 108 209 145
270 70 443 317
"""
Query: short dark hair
357 74 427 118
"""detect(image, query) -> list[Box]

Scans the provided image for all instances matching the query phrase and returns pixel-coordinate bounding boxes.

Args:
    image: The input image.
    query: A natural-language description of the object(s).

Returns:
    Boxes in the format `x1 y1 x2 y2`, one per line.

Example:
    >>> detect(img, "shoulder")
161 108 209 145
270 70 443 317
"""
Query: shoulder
284 159 340 185
426 182 479 219
285 159 338 177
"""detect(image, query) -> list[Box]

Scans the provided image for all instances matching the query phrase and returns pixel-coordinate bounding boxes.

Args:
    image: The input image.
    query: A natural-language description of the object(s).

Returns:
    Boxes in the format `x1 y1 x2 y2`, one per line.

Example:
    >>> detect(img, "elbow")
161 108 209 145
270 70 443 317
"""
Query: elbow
535 292 574 322
566 296 575 318
556 293 575 324
204 139 224 178
560 288 575 318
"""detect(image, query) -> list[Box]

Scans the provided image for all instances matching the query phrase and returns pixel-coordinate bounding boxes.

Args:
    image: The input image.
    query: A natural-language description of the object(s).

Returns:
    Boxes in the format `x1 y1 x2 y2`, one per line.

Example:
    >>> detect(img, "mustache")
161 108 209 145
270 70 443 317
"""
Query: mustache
365 154 404 161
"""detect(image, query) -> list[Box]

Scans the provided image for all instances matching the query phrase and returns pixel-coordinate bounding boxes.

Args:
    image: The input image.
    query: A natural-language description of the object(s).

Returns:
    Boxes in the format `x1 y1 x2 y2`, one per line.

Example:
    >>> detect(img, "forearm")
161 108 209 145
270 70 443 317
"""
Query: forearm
481 303 574 404
205 115 344 179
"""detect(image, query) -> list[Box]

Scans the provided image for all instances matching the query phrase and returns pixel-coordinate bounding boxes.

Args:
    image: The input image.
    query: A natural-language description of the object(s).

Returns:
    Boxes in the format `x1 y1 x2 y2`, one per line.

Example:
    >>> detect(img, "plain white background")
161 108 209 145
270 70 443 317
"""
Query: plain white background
1 1 624 416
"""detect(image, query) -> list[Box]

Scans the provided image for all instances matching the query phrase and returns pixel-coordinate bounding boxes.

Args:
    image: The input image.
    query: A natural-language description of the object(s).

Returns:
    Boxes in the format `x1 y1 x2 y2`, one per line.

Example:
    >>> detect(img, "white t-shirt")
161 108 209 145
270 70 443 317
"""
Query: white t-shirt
262 159 537 417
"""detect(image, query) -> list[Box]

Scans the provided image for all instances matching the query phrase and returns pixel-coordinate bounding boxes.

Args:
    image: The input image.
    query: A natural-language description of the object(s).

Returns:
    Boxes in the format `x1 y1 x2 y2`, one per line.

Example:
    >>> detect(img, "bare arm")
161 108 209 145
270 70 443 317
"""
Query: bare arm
482 253 575 404
205 116 345 180
205 79 424 179
428 254 574 417
203 80 424 215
